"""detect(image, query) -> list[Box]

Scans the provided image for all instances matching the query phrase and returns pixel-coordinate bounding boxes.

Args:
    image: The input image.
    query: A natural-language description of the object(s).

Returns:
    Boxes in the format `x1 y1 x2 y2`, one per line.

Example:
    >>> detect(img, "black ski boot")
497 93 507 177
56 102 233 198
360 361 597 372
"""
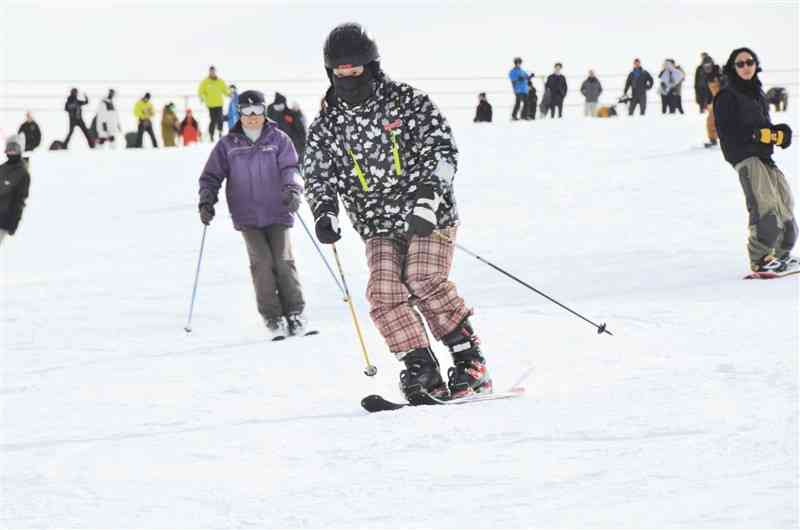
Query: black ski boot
398 347 449 400
442 319 492 398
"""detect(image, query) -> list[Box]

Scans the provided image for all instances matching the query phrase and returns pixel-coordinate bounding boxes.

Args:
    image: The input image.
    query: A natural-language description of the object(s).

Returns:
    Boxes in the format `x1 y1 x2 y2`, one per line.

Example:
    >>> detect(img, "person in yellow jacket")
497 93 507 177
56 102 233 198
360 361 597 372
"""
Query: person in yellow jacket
197 65 230 141
161 102 180 147
133 93 158 148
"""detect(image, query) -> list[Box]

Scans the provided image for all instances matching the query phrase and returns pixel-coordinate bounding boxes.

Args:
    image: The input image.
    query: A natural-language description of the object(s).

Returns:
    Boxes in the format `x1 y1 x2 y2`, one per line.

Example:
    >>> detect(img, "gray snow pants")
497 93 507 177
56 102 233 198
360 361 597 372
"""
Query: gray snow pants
241 225 305 321
735 156 797 267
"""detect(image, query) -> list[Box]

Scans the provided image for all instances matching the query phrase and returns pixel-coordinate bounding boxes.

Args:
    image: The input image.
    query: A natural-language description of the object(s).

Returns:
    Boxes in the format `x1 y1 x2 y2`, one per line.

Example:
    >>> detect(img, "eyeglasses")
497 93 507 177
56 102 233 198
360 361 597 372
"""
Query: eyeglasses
240 105 265 116
735 59 756 68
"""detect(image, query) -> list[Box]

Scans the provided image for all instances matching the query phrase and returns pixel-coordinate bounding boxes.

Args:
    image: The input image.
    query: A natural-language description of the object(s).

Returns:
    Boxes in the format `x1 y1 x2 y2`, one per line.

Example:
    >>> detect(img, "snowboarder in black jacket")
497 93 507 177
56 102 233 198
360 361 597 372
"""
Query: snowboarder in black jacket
474 92 493 122
64 88 94 148
545 63 567 118
623 58 654 115
303 22 492 401
18 112 42 152
713 47 796 273
0 135 31 245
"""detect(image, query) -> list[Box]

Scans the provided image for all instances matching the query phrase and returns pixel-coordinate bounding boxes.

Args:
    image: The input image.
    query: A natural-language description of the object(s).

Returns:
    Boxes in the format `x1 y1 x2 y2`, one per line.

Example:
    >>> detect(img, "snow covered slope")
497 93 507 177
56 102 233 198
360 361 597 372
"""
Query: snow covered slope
2 110 797 527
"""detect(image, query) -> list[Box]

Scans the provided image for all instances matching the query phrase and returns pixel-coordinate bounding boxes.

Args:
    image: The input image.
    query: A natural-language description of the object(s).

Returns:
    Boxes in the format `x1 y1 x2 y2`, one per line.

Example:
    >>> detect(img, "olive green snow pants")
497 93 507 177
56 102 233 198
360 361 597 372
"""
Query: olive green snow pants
735 156 797 267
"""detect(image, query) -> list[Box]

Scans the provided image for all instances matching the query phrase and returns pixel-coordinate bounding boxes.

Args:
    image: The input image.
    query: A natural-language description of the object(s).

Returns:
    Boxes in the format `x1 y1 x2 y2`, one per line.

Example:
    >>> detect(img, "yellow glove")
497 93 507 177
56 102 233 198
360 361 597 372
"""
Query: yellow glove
756 127 784 145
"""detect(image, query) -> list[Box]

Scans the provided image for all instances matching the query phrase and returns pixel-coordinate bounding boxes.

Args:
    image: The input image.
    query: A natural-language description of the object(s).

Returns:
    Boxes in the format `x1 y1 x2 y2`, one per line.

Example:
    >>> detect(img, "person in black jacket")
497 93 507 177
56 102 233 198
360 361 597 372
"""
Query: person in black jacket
714 47 796 273
474 92 493 122
0 135 31 246
17 112 42 152
694 52 712 113
63 88 94 148
267 93 307 162
545 63 567 118
623 58 654 116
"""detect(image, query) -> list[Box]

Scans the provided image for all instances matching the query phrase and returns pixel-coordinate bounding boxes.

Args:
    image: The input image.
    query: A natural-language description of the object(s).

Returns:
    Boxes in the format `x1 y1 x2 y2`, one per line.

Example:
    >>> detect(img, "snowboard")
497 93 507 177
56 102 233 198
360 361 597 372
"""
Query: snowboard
743 269 800 280
361 387 525 413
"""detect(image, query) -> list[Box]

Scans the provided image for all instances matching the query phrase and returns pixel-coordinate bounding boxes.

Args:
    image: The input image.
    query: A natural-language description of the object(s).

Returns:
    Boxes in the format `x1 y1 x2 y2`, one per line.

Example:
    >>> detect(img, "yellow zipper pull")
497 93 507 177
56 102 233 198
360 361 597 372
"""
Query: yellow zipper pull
390 130 403 176
347 148 370 192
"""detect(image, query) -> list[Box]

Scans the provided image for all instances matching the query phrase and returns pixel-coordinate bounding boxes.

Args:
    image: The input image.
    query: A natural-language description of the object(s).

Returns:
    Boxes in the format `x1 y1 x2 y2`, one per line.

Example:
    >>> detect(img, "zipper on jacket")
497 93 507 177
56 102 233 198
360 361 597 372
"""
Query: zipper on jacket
346 148 370 192
389 130 403 176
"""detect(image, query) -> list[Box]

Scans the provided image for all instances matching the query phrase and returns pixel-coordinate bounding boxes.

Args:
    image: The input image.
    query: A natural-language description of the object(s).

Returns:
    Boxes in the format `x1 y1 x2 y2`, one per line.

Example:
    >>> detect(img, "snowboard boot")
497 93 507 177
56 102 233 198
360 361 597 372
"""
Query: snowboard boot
777 252 800 273
265 317 289 341
704 138 718 148
398 347 449 400
442 319 492 398
752 254 786 273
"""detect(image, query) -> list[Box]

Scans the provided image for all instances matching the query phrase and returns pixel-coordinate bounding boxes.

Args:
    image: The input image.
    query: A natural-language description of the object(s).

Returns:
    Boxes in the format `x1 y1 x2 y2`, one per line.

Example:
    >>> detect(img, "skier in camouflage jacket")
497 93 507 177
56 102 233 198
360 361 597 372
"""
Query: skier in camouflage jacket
303 23 492 400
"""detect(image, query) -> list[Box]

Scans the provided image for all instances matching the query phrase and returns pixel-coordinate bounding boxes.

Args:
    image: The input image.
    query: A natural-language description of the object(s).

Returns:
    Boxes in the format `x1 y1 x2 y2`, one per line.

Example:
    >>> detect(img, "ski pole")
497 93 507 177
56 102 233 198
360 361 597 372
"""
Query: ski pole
331 243 378 376
296 212 346 297
184 225 208 333
436 232 612 336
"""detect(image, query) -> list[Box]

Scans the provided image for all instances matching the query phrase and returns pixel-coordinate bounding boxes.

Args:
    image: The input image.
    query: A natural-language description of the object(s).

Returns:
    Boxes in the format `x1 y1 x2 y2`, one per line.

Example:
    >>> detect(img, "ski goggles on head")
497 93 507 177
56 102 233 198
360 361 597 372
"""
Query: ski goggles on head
239 104 266 116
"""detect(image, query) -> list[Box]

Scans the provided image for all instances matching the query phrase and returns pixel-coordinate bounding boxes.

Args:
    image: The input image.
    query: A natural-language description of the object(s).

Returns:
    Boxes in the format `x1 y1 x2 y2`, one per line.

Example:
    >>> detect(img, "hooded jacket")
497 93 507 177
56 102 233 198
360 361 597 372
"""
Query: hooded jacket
713 47 773 167
199 121 302 230
303 72 459 241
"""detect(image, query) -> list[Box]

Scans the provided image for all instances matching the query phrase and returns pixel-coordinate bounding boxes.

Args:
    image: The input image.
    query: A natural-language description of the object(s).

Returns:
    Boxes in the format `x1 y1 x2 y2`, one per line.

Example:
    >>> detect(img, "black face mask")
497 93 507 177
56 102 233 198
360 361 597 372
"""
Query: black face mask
332 69 375 106
6 154 22 164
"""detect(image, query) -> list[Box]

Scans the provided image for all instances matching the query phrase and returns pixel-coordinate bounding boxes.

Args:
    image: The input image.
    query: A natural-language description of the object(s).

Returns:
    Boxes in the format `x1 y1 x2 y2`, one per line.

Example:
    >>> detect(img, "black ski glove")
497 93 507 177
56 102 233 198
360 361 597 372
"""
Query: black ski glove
406 183 439 238
774 124 792 148
315 212 341 244
283 187 301 213
199 203 214 225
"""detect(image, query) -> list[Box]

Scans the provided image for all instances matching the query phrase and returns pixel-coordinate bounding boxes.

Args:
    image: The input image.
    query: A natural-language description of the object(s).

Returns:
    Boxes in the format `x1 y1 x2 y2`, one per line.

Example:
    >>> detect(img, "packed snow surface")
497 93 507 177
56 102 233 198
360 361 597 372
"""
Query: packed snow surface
2 110 797 528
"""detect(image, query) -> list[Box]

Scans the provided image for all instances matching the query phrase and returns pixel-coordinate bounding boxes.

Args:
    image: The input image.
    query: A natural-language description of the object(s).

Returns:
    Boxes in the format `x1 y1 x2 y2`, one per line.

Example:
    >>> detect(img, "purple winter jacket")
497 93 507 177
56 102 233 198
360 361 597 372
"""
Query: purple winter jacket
198 122 302 230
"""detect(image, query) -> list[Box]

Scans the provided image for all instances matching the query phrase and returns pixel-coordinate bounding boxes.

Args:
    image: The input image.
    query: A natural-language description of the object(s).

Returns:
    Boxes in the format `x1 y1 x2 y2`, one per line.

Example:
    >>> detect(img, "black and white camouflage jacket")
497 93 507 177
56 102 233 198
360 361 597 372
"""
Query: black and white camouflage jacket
302 73 459 241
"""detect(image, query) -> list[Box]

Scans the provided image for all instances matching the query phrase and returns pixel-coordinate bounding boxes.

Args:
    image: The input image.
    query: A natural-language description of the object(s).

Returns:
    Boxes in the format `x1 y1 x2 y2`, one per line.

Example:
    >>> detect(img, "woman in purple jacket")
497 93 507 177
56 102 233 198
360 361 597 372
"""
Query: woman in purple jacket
198 90 314 340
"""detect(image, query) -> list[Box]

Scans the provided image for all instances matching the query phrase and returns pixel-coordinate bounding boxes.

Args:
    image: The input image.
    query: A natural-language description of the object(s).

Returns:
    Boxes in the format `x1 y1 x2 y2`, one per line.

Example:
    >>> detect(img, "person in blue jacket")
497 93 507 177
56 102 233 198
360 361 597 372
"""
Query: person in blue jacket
227 84 239 131
508 57 529 120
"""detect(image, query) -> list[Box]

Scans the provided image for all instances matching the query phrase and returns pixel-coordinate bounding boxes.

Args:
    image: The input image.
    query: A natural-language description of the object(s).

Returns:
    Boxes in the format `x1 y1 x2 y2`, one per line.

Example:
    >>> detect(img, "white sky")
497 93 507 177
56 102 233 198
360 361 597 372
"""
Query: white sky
2 0 797 82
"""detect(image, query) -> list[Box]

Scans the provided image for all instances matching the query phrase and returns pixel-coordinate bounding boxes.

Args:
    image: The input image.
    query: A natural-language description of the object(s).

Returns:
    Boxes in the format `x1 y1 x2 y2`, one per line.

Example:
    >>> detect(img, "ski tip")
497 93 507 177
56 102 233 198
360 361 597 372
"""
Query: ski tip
361 394 407 413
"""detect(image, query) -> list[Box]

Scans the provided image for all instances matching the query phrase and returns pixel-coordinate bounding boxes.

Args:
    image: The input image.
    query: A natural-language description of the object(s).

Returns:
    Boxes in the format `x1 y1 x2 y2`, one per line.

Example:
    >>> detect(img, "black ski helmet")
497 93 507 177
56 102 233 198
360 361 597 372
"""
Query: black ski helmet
323 23 379 69
238 90 266 108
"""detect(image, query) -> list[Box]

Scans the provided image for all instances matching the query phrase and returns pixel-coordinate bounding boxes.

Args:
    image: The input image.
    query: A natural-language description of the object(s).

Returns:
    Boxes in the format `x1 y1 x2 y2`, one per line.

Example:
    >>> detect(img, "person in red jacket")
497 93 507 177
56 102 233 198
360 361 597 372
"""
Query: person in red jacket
180 109 201 146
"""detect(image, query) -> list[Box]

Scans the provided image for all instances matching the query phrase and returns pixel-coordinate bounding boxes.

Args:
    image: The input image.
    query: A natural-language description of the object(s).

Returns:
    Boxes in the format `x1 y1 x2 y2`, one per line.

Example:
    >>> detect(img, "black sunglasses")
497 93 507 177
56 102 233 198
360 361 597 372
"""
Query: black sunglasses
735 59 756 68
